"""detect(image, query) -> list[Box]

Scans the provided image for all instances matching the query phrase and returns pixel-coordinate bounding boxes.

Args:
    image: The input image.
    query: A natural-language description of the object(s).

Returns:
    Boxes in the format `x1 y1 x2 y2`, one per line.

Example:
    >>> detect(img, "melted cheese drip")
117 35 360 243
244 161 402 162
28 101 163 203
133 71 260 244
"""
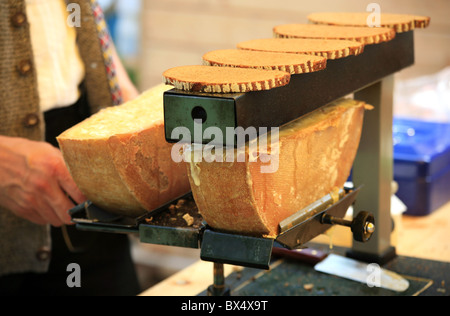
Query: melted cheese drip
190 162 201 186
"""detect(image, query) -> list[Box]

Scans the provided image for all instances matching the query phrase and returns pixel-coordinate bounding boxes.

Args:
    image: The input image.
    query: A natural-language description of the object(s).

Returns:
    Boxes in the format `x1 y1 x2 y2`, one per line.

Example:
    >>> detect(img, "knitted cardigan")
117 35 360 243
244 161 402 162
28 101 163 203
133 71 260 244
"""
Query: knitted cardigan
0 0 121 276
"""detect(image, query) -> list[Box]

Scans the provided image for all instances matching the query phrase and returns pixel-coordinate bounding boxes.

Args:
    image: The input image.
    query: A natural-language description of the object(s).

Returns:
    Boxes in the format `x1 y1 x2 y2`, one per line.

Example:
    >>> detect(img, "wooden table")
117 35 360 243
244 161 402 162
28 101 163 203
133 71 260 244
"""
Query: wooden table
140 201 450 296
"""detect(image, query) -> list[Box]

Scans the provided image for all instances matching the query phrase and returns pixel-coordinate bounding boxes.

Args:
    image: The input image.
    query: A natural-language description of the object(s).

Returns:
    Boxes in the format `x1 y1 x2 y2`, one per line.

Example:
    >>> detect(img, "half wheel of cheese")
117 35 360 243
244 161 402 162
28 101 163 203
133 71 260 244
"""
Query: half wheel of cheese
58 84 191 217
274 24 396 45
237 38 364 59
308 12 430 33
163 65 290 93
186 99 372 238
202 49 327 74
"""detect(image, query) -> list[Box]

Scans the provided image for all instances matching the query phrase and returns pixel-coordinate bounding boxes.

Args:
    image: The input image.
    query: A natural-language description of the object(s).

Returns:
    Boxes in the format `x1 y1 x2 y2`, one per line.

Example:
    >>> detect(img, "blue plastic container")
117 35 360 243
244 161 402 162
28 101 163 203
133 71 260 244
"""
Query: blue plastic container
393 118 450 216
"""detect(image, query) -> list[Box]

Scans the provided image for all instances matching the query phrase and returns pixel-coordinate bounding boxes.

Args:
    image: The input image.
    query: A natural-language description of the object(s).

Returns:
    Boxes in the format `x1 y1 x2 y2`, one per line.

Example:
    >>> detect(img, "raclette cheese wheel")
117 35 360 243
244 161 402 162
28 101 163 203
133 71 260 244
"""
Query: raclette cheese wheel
163 65 290 93
308 12 430 33
186 99 372 238
57 84 191 217
274 24 396 45
237 38 364 59
202 49 327 74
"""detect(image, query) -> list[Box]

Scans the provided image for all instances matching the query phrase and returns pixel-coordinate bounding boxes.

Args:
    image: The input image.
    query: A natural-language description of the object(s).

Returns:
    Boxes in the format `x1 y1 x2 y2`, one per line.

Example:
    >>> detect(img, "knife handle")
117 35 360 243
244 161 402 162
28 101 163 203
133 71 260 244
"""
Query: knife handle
272 247 328 265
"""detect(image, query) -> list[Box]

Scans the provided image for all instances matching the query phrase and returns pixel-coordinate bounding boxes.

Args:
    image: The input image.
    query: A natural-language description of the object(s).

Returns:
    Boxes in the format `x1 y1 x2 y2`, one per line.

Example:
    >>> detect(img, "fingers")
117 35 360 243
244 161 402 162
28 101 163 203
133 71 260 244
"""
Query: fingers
57 166 86 205
43 193 75 226
24 149 80 227
36 195 72 227
25 184 73 227
6 188 64 227
20 210 48 226
24 187 75 227
0 138 85 227
50 148 86 206
7 198 48 226
41 161 79 226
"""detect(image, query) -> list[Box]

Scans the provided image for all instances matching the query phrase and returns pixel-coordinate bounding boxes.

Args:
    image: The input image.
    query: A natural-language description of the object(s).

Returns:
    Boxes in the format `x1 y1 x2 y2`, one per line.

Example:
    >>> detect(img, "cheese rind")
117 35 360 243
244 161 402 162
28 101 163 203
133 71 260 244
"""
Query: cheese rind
186 99 371 237
57 84 191 217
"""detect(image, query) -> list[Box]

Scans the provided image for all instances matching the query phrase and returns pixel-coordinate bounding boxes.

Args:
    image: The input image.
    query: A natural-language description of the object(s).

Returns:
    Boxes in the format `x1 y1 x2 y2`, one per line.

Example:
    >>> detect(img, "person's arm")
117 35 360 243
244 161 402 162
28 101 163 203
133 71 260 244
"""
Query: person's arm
110 42 140 103
0 136 85 227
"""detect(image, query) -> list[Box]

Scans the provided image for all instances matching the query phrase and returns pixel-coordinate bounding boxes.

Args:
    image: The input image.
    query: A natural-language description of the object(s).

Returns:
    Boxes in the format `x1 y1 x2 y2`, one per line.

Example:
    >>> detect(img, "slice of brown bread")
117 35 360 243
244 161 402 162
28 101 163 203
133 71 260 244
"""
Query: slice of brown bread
237 38 364 59
308 12 430 33
274 24 396 45
202 49 327 74
163 65 290 93
412 15 431 29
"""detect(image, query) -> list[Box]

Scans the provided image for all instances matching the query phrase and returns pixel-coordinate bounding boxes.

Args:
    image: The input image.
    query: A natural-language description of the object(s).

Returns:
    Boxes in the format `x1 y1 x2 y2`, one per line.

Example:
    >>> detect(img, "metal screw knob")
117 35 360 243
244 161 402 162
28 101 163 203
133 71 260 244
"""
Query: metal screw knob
321 211 375 243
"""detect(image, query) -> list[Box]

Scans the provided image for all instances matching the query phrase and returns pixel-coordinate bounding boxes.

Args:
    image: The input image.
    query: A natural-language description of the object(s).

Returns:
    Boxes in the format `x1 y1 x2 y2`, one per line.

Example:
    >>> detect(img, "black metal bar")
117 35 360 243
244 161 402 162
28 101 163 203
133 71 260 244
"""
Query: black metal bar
321 214 352 227
139 225 200 249
276 187 361 249
164 31 414 146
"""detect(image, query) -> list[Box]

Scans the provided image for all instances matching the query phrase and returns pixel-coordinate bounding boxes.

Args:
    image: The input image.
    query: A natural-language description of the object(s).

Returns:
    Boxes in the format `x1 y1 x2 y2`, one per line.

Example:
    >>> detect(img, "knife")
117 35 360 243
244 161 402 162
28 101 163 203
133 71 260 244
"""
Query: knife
272 248 409 293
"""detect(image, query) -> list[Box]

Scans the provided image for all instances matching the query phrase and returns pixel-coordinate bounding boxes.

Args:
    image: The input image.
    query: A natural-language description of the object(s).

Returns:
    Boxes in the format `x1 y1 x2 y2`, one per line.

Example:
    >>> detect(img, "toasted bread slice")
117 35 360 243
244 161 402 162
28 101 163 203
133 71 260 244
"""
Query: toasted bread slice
163 65 291 93
308 12 430 33
237 38 364 59
274 24 396 45
202 49 327 74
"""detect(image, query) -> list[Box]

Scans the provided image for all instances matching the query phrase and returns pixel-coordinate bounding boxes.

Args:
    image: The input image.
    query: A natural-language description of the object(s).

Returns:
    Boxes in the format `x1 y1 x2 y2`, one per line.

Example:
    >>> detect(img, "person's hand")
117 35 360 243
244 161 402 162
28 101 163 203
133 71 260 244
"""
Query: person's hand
0 136 86 227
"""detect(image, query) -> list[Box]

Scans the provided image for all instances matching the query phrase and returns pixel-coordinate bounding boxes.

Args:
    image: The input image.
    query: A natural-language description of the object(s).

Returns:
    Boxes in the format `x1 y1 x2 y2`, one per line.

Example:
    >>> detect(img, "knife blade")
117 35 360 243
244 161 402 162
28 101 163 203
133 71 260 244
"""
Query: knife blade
314 253 409 292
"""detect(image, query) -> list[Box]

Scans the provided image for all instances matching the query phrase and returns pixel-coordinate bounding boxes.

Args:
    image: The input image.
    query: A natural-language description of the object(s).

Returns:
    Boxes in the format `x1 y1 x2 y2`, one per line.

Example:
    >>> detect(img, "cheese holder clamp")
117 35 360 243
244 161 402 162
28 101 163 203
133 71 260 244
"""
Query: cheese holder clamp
71 31 411 259
71 32 411 255
161 30 415 266
70 184 371 270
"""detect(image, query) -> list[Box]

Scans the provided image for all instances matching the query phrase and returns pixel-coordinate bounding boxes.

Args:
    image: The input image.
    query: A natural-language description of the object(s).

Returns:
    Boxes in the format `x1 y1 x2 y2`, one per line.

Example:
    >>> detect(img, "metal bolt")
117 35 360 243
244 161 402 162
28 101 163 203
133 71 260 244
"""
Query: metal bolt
321 211 375 243
365 222 375 234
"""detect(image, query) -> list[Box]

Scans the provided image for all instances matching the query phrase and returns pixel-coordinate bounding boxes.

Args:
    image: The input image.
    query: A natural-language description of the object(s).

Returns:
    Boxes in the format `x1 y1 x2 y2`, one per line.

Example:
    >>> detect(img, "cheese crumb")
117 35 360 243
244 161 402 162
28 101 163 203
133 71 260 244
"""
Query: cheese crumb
183 213 194 226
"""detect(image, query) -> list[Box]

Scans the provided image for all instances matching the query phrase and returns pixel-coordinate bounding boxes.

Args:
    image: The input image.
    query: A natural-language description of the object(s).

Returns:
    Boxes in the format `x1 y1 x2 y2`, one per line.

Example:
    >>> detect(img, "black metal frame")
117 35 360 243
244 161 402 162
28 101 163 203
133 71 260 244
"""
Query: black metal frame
70 185 364 270
163 31 414 145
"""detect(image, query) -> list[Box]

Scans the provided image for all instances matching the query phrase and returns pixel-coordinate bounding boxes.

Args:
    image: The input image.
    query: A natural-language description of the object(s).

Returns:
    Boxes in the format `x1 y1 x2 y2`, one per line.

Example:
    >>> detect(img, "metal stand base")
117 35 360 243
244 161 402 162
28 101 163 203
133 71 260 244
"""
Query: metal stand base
346 246 397 266
207 285 231 297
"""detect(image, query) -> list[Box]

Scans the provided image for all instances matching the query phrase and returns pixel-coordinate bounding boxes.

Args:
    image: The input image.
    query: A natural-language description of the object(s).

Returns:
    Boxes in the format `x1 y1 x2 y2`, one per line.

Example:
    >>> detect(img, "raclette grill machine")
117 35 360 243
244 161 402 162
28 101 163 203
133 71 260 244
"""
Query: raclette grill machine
71 30 415 296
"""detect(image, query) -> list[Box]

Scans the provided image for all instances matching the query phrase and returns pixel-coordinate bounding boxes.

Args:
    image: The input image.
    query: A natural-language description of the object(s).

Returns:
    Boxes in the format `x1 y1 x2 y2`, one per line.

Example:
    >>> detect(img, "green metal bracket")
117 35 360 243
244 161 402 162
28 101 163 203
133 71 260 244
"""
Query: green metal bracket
164 92 237 146
200 229 274 270
139 224 200 249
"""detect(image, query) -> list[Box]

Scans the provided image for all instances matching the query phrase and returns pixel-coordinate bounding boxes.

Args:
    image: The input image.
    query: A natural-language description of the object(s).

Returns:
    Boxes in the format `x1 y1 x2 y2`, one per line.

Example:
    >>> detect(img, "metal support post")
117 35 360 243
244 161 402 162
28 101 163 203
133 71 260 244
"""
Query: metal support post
207 263 230 296
349 75 397 264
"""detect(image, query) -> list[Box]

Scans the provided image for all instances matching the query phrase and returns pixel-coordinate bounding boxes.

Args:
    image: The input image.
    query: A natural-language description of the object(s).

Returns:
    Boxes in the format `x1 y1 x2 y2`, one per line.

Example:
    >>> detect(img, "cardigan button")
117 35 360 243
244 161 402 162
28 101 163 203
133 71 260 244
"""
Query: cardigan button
11 12 27 27
36 247 51 262
24 113 40 128
17 60 33 76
